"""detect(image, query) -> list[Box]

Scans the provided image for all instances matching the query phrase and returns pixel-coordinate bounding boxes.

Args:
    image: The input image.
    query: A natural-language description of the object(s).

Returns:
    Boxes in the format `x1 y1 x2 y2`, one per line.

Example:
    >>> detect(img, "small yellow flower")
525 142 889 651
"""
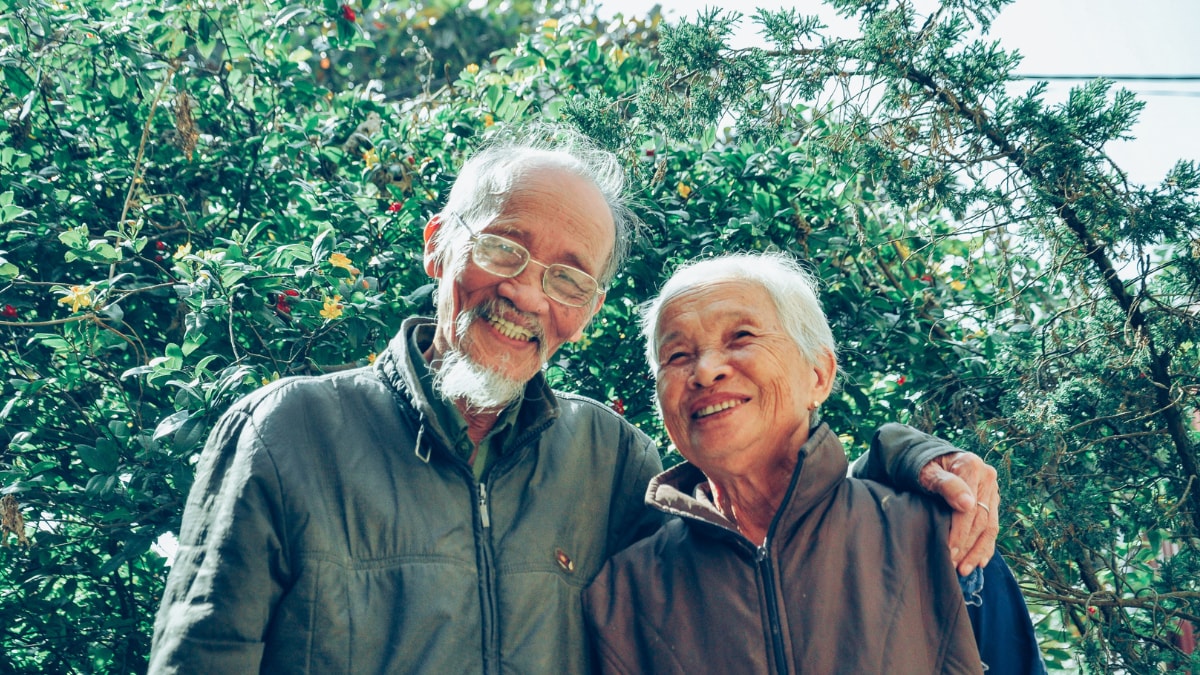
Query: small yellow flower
367 352 377 364
329 252 354 270
57 284 95 313
362 148 379 169
483 113 494 127
676 182 692 199
894 241 911 258
950 279 966 291
611 46 628 64
542 18 558 29
175 242 192 258
320 295 343 320
465 63 479 74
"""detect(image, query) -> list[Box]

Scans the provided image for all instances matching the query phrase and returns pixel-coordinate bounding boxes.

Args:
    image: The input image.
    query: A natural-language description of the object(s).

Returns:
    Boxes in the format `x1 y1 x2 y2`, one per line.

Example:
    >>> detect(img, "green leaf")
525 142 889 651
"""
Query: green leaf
505 55 542 71
152 410 191 442
76 439 120 473
3 66 34 98
288 47 313 63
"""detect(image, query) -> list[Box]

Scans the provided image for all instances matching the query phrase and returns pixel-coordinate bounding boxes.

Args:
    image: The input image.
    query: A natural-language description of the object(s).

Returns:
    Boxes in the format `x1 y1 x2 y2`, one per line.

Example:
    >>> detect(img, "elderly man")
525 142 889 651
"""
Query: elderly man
584 252 1044 674
148 128 998 673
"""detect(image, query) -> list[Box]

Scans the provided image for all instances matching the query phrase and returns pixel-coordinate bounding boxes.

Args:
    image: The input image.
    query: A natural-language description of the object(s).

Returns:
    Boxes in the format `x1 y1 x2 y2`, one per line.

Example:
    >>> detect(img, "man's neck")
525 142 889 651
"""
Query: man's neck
422 340 503 445
458 403 501 445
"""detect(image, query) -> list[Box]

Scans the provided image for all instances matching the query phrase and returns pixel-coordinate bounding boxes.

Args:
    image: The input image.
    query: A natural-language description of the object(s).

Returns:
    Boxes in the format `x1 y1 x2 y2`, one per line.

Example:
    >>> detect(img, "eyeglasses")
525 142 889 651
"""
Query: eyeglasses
447 212 603 308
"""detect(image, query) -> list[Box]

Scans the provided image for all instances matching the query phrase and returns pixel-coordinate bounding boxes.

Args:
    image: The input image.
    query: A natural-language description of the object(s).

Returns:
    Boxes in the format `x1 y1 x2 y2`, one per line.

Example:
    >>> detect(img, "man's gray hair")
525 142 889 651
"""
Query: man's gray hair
641 252 838 374
433 125 634 286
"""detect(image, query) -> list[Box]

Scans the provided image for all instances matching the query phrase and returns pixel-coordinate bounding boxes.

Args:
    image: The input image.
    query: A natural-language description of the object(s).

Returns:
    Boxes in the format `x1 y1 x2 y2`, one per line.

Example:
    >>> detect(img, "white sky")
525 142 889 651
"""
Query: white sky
593 0 1200 186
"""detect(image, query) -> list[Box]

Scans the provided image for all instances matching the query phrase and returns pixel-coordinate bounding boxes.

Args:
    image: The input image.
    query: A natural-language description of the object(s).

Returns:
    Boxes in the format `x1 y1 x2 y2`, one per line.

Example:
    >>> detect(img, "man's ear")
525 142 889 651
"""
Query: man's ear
567 291 606 343
423 216 442 278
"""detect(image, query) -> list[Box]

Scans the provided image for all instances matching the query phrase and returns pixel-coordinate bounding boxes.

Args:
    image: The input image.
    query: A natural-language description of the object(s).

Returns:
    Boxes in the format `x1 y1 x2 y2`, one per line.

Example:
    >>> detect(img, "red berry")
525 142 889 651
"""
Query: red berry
1 304 17 319
155 241 167 250
610 398 625 415
284 289 300 297
897 376 906 385
340 4 356 22
387 202 403 213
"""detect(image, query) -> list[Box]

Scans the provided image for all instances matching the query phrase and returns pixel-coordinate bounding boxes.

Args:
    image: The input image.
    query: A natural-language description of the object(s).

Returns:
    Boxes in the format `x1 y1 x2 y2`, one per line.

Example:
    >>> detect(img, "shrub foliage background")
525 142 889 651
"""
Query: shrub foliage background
1 0 1198 672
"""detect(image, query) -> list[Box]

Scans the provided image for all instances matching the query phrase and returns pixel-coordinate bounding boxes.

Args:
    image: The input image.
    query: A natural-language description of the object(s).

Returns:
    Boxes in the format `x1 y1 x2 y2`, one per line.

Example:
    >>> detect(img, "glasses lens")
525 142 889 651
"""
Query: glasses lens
473 234 527 276
545 265 597 307
470 232 598 307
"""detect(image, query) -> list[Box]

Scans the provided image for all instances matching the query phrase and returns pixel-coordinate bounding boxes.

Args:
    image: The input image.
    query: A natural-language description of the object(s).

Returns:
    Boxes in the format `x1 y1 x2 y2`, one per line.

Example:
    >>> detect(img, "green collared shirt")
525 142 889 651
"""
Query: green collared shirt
409 326 520 481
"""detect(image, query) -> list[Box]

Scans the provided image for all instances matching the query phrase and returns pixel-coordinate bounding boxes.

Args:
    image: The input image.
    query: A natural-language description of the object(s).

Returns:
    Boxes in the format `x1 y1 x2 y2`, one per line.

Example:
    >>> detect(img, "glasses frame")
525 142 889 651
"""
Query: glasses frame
446 212 604 308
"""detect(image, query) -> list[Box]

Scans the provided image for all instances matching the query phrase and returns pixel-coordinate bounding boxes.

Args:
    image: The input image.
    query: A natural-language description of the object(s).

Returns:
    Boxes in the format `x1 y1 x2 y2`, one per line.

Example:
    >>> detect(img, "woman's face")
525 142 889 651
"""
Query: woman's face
653 280 835 479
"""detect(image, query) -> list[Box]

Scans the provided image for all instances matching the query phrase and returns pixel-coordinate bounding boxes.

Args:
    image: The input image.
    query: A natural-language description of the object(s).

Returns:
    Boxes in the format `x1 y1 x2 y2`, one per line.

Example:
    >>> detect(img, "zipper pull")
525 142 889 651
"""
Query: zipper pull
478 483 490 529
756 539 769 562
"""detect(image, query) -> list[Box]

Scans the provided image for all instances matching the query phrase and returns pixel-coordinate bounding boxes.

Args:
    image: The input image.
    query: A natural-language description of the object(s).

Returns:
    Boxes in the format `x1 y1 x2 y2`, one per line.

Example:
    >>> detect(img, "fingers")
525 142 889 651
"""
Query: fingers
920 452 1001 575
956 492 999 576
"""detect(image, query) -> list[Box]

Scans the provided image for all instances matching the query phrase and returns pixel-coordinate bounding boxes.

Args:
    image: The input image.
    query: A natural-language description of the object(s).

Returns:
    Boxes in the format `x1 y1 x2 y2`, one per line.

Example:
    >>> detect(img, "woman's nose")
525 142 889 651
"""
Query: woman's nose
689 349 730 388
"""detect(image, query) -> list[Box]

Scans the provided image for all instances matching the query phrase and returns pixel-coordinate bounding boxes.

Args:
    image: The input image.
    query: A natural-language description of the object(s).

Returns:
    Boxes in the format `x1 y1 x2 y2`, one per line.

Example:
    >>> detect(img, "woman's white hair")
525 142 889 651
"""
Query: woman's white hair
641 252 838 374
432 124 634 286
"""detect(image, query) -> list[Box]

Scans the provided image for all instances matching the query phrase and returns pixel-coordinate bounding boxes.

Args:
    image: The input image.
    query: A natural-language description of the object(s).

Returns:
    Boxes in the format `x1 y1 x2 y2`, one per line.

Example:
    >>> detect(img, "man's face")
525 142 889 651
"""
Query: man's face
425 168 613 404
652 280 834 480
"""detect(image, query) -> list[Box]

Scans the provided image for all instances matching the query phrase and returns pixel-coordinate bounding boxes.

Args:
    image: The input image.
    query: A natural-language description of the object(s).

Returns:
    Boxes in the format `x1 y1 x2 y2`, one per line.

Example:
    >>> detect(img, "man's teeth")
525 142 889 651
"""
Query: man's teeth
488 315 534 341
695 400 742 418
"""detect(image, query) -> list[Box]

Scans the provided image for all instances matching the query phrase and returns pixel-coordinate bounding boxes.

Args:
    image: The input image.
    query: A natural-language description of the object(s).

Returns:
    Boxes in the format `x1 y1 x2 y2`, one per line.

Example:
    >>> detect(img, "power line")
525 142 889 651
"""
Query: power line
1015 74 1200 81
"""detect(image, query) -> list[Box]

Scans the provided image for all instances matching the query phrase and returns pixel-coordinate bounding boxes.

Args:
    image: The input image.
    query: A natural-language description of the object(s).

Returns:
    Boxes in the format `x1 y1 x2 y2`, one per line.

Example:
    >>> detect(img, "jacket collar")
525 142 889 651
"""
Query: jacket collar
374 316 561 456
646 423 849 542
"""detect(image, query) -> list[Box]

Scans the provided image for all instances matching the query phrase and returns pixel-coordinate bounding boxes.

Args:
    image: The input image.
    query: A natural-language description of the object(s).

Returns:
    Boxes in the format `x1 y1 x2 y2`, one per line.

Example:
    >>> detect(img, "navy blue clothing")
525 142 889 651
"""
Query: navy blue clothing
960 555 1046 674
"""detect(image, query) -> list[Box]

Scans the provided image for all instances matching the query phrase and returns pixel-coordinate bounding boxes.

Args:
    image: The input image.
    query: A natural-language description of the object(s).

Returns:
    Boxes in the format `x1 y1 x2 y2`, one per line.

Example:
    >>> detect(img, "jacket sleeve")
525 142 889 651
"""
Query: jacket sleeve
848 422 962 493
147 403 290 674
606 434 666 556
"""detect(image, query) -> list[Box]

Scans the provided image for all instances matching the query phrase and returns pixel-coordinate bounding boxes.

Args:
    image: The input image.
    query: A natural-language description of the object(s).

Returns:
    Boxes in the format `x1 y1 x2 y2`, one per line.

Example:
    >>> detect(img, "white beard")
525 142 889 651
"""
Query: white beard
433 348 528 412
431 299 545 411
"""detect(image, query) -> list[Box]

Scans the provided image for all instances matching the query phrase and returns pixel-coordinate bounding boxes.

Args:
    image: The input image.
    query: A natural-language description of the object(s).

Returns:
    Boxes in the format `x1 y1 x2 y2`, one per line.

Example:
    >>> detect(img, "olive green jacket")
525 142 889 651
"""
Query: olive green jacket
148 317 664 674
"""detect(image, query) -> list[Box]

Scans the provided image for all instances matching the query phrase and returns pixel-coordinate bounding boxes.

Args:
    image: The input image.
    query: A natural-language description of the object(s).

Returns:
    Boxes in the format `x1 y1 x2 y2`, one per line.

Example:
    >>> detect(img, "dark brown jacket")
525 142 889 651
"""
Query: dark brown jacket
583 423 983 675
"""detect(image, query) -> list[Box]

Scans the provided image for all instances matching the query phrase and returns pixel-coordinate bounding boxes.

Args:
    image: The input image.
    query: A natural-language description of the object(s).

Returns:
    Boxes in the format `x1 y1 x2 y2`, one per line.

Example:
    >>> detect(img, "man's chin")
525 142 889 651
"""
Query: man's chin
433 349 530 412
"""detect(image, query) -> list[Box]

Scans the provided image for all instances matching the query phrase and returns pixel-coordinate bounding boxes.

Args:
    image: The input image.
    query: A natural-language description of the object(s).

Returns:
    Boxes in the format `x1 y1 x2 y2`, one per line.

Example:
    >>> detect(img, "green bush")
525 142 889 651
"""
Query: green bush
2 0 1198 672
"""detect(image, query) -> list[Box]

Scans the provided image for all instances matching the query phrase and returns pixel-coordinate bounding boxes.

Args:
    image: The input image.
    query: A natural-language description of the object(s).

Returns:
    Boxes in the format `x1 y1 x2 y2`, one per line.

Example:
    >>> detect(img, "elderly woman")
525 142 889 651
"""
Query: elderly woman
583 253 1043 674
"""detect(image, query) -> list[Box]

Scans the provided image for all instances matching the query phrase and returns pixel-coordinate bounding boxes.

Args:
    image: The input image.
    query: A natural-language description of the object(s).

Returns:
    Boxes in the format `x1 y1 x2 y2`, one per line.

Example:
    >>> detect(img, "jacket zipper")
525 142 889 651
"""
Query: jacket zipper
478 481 490 529
475 478 498 673
756 540 789 675
474 433 543 673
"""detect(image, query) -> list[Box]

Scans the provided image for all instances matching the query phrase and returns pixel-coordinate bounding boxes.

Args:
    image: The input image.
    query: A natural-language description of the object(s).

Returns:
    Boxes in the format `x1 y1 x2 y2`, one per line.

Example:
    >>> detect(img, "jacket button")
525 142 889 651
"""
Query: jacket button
554 548 575 573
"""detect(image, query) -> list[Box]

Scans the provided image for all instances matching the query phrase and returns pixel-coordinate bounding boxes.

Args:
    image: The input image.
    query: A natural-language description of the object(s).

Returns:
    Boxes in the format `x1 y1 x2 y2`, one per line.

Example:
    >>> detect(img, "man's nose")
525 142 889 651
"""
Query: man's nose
499 263 551 316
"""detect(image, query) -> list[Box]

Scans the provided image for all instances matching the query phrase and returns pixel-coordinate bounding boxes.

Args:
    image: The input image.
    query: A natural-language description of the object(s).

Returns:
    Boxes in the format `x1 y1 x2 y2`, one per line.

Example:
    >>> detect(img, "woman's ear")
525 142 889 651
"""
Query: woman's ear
811 349 837 407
